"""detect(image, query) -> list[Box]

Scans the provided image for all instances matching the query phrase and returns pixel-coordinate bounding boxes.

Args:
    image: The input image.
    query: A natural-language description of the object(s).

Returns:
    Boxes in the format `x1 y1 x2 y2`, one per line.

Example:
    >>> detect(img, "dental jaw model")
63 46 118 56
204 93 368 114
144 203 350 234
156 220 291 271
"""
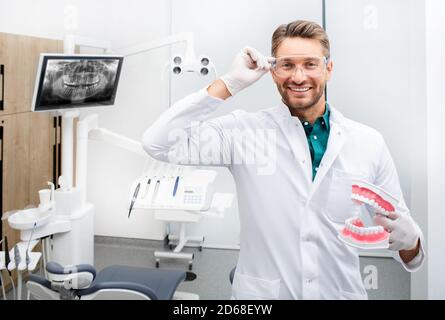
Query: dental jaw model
338 180 400 250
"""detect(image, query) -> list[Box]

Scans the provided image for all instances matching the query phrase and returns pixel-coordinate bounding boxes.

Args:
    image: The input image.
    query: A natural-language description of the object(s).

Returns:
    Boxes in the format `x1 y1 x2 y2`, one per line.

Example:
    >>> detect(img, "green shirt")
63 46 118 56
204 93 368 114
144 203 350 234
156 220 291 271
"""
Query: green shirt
301 104 331 180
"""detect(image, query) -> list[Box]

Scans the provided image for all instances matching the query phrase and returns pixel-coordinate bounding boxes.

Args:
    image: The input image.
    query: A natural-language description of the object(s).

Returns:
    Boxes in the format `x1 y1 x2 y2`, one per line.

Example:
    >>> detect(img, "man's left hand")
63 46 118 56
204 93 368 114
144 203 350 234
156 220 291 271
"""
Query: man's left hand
374 211 420 252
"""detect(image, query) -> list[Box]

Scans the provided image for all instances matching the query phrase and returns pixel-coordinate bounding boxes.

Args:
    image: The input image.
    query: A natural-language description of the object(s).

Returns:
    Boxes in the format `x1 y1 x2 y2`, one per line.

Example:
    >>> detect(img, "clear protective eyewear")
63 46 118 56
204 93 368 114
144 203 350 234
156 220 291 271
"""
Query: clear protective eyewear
271 55 329 78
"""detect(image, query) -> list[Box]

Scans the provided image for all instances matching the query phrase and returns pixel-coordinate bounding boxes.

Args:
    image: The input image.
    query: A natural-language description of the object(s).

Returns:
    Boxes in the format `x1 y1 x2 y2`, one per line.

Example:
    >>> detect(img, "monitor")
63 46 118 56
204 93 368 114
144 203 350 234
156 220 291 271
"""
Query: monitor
32 54 124 112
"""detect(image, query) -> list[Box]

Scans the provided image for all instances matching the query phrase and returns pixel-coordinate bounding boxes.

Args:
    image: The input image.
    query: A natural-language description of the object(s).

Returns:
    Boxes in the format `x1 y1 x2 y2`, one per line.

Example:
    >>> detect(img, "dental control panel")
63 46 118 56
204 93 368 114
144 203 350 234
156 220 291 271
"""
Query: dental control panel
128 163 217 212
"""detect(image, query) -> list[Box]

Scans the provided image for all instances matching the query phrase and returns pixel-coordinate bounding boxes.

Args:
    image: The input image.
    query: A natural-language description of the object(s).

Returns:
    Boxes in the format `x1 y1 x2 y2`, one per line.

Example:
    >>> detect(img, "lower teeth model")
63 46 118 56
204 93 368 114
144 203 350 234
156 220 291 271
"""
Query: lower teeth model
338 180 401 250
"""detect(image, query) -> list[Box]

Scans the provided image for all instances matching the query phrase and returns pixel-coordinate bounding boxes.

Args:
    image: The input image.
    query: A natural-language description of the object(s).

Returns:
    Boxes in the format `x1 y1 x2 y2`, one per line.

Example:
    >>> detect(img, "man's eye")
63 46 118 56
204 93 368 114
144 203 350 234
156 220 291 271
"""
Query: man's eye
307 62 318 68
280 63 293 69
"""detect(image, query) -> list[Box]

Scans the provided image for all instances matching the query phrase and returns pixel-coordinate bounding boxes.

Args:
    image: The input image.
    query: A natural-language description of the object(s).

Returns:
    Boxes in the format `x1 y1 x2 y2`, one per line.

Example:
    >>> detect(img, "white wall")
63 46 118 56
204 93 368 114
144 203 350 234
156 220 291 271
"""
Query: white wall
426 0 445 300
0 0 173 239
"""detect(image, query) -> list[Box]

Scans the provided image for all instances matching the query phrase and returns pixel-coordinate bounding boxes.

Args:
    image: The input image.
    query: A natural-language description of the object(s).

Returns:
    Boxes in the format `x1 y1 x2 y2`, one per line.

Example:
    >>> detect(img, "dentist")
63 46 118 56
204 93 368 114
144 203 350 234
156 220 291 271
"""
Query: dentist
142 20 424 299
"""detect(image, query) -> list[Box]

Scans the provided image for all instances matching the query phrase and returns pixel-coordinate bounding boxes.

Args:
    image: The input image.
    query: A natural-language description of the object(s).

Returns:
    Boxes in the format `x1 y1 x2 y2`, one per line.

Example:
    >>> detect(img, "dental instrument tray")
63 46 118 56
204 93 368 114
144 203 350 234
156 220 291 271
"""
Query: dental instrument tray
128 167 217 212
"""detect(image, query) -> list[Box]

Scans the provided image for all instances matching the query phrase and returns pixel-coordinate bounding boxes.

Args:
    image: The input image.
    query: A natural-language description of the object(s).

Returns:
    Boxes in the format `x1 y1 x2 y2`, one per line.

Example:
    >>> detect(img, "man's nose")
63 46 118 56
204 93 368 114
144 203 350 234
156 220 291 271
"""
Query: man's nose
290 66 306 83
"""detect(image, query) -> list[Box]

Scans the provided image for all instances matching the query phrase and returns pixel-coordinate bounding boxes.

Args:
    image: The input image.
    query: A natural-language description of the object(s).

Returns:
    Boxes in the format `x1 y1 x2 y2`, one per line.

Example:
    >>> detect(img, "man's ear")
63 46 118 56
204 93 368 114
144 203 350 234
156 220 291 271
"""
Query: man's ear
270 70 279 84
325 60 333 81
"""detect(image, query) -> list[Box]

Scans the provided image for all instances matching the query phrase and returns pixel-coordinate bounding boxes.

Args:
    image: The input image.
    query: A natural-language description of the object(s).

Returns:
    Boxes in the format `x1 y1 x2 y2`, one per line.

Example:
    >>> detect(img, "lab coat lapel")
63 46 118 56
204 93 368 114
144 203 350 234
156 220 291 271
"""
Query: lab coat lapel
308 107 346 199
268 103 313 182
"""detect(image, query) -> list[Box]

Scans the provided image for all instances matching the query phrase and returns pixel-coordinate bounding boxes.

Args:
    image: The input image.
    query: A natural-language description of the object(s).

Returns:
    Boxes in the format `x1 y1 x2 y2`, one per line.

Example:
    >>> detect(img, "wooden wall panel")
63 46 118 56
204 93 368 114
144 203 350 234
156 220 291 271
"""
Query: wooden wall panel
29 112 54 205
0 33 30 115
0 33 62 115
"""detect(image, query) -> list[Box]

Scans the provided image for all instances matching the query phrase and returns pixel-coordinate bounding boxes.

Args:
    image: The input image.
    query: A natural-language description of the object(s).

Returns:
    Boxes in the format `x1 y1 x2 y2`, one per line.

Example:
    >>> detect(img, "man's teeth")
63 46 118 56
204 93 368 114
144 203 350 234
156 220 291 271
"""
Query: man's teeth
289 87 310 92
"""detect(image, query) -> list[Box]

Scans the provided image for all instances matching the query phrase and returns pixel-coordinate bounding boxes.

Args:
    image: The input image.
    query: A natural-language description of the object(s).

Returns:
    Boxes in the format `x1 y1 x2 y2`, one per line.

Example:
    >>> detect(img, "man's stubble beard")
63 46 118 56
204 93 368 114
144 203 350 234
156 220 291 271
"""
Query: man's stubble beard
277 82 326 112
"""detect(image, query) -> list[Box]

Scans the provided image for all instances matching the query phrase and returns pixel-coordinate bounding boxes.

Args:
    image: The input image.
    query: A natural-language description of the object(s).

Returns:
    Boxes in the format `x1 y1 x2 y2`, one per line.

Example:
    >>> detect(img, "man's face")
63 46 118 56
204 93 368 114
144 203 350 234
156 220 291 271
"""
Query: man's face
271 37 333 112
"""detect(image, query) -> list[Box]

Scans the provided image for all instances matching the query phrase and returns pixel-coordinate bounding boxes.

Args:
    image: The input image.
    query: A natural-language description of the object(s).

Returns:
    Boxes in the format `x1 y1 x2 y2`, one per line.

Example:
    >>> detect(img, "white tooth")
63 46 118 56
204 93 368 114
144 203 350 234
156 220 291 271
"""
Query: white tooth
290 87 310 92
378 226 384 233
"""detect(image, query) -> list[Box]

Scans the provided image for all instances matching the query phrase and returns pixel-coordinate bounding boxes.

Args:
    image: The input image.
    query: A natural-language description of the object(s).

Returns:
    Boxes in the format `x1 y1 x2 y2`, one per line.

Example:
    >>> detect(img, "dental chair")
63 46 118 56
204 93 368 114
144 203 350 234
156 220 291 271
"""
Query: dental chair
26 262 198 300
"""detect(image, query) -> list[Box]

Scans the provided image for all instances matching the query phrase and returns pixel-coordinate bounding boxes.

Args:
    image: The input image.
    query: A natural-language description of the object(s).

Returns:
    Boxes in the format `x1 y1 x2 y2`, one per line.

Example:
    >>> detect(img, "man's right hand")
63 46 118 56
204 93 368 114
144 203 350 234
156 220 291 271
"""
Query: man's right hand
216 46 273 97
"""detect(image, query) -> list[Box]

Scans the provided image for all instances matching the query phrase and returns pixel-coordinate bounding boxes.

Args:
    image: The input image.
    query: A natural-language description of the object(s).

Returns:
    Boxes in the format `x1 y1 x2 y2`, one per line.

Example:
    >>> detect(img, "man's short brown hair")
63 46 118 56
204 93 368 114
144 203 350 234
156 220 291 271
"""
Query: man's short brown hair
271 20 330 58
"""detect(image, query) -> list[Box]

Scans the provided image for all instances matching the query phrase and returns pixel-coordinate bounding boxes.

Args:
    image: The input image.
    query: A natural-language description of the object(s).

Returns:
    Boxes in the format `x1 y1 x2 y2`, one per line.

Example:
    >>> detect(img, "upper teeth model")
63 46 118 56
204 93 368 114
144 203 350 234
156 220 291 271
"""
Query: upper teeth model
338 180 401 250
350 182 398 216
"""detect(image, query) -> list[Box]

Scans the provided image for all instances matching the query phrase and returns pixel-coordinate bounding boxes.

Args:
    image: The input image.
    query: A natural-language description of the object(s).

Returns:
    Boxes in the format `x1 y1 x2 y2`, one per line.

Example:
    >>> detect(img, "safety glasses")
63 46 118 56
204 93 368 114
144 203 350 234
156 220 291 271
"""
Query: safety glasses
271 55 329 78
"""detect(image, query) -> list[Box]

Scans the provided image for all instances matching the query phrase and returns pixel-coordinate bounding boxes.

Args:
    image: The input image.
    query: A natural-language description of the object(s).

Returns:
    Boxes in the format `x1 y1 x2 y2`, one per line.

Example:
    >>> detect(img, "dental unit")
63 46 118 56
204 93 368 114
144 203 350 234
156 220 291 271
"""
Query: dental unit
338 180 402 250
3 32 230 300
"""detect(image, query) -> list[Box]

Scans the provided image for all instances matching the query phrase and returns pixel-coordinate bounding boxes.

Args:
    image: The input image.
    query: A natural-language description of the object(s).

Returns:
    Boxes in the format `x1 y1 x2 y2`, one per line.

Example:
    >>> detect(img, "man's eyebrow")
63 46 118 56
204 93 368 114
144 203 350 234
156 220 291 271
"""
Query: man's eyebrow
277 55 321 60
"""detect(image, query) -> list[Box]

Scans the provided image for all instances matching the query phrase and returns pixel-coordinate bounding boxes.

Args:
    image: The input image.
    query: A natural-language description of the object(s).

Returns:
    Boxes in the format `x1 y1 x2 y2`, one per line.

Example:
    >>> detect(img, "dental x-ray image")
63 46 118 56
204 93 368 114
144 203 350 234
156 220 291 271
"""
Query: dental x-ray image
33 55 123 111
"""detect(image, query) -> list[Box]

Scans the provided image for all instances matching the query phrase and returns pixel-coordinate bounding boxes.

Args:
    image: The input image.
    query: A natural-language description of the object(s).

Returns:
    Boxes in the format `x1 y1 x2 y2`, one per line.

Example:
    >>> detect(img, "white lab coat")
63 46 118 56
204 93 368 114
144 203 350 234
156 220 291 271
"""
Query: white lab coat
142 88 425 300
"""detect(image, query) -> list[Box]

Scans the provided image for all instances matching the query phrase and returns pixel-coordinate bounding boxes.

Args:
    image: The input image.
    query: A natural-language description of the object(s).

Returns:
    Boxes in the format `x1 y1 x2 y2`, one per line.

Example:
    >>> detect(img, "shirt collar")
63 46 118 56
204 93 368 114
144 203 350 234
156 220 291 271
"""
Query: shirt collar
321 103 330 131
272 100 342 127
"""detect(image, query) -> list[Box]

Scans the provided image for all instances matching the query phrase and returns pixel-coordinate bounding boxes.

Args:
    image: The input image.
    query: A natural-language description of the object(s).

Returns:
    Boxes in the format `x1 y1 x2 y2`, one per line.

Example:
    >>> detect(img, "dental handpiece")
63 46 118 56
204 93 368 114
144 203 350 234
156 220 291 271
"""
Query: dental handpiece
128 182 141 218
151 180 161 204
143 177 151 198
14 245 21 269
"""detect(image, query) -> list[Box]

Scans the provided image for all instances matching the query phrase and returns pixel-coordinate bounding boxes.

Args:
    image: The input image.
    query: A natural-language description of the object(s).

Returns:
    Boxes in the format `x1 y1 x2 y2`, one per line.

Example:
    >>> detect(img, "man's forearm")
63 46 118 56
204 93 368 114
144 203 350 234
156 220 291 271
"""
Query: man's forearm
399 239 420 263
207 79 232 100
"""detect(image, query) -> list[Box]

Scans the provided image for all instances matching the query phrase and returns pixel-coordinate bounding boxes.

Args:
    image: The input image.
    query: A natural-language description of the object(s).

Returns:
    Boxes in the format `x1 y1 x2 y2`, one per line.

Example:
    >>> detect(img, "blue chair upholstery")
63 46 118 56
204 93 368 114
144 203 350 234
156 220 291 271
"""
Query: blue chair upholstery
79 265 186 300
27 263 187 300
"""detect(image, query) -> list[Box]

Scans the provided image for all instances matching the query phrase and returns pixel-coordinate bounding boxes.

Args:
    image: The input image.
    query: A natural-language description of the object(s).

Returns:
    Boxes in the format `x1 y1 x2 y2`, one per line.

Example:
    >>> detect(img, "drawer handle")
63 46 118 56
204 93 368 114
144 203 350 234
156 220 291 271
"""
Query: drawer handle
0 64 4 110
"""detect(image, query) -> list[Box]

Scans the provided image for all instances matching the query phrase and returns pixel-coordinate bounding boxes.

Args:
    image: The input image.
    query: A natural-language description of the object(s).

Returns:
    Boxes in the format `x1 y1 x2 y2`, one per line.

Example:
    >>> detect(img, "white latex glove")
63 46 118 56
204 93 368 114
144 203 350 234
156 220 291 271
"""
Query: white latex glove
220 46 273 96
374 212 421 251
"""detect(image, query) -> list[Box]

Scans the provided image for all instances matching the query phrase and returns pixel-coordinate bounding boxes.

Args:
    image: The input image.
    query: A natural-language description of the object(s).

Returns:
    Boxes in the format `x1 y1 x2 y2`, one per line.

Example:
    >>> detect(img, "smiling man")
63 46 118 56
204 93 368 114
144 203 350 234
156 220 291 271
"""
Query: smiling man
142 20 425 299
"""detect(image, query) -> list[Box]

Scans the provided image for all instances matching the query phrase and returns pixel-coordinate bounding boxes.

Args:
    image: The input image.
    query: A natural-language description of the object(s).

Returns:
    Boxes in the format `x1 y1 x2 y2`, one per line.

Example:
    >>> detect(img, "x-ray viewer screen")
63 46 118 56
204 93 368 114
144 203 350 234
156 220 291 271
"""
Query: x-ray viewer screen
33 55 123 111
